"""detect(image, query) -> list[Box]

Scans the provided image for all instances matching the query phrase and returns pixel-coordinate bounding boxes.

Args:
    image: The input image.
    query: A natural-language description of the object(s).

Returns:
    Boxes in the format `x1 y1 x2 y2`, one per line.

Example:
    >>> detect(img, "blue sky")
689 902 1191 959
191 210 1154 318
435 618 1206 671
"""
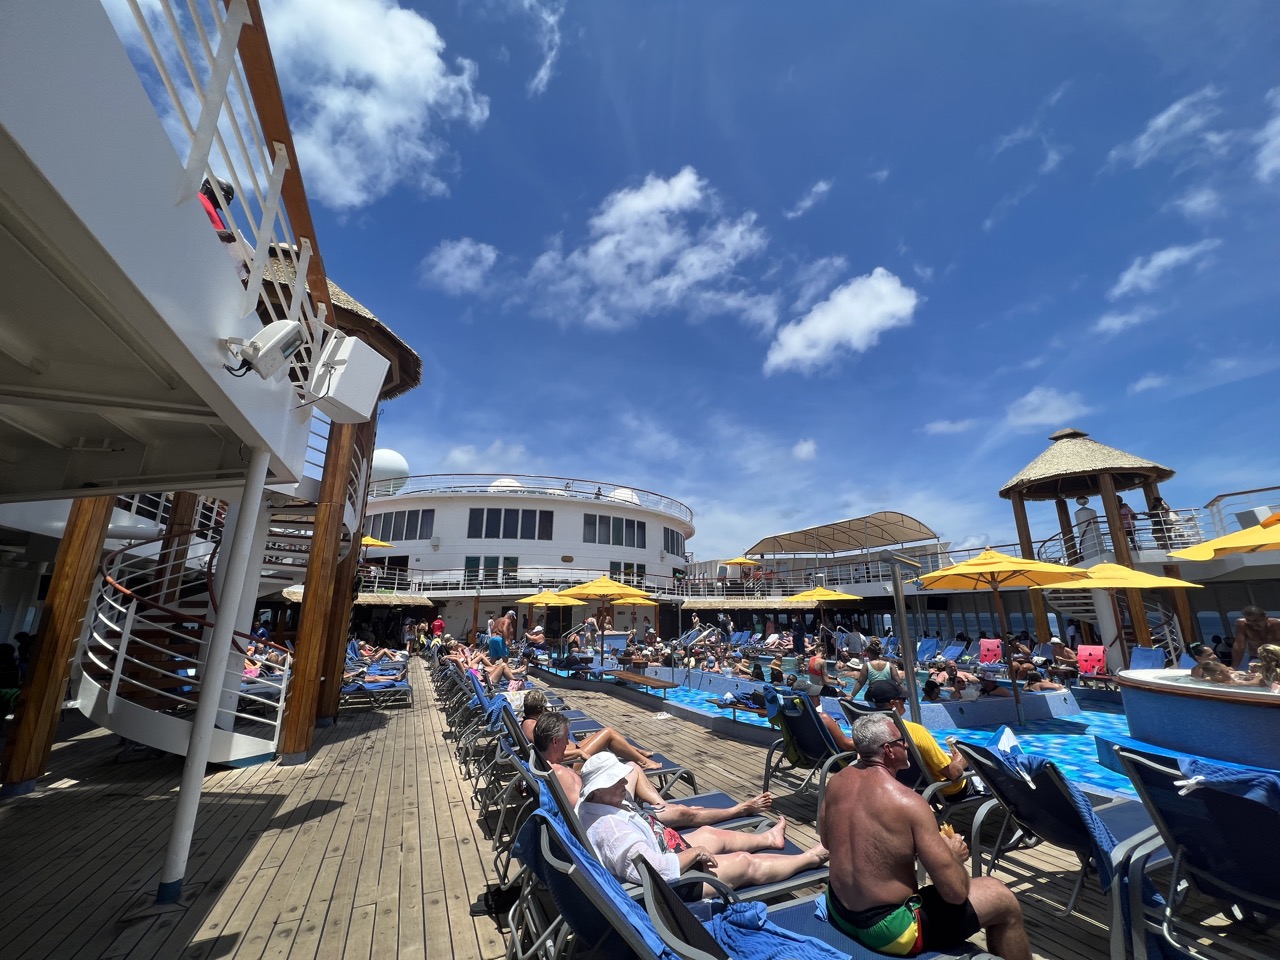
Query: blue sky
261 0 1280 559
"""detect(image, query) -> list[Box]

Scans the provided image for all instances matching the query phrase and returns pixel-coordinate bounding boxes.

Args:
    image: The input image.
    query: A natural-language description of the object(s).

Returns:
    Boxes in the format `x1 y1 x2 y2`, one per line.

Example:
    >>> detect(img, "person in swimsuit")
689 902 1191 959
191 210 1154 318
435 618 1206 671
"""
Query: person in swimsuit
847 639 904 702
819 714 1029 959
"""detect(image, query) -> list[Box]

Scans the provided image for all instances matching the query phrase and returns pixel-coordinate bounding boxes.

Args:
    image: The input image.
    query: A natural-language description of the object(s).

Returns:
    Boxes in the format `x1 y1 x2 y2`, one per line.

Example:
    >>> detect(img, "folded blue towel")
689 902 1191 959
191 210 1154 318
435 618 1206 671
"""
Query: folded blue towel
1178 757 1280 809
708 901 846 960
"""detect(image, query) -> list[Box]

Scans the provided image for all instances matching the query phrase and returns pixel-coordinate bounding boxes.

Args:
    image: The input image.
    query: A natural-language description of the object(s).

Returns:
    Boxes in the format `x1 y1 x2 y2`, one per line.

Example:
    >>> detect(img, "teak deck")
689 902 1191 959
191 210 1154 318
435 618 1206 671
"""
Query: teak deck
0 659 1238 959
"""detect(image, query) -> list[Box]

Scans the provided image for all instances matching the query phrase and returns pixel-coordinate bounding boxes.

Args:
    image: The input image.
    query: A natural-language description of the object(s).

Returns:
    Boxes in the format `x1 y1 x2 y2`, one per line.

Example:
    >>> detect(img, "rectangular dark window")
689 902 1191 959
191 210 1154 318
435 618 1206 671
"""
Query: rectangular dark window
521 509 537 540
609 561 622 579
624 518 636 548
583 514 597 543
390 511 406 542
419 509 435 540
503 508 520 539
612 516 624 546
373 514 386 541
362 516 372 535
636 521 646 549
403 509 419 541
467 508 484 539
538 510 554 540
636 563 646 582
484 508 502 539
503 556 519 583
463 555 481 585
483 555 500 583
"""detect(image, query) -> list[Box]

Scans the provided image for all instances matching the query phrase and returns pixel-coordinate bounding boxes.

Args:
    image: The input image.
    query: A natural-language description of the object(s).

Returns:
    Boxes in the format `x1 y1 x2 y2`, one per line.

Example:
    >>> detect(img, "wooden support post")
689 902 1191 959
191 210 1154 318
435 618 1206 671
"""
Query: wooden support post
1054 498 1079 566
278 421 357 761
1 494 114 795
158 491 201 605
1163 563 1199 650
316 537 362 723
1010 492 1054 644
1097 474 1151 648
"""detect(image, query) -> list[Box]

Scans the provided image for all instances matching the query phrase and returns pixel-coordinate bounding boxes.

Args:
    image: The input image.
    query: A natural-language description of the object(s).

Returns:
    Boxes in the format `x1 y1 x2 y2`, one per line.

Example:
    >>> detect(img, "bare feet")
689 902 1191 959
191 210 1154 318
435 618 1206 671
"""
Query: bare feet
807 843 830 866
761 815 788 850
639 757 663 770
740 792 773 815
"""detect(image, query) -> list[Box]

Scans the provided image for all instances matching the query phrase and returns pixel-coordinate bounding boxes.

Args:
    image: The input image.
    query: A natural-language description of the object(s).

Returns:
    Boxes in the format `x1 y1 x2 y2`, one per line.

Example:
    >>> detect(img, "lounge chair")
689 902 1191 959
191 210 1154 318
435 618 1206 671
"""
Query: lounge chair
938 642 966 662
1076 644 1116 688
1128 647 1167 670
953 738 1155 917
1115 747 1280 960
916 637 940 663
338 674 413 709
977 638 1004 672
761 686 854 799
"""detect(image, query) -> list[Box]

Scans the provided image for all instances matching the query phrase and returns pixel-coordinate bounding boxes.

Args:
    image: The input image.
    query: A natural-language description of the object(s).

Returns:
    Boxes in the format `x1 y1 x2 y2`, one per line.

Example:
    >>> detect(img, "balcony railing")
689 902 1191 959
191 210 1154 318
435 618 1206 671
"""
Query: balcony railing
366 474 695 525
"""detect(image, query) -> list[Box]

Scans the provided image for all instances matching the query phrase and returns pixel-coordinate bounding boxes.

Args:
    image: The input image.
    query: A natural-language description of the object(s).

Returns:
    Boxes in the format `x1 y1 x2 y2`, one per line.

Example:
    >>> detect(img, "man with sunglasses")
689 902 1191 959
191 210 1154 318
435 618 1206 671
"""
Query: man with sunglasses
819 714 1029 960
1234 606 1280 670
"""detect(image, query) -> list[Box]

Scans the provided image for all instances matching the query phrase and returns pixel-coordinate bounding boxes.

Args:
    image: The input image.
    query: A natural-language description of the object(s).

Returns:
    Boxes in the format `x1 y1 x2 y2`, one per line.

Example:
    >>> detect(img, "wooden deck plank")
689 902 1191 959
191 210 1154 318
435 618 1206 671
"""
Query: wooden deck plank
1 658 1197 960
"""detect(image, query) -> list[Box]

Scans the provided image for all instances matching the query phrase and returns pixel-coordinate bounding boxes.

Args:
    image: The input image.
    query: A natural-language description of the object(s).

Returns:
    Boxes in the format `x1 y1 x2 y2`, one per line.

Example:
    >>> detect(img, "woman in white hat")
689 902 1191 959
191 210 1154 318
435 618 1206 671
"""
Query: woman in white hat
575 753 827 893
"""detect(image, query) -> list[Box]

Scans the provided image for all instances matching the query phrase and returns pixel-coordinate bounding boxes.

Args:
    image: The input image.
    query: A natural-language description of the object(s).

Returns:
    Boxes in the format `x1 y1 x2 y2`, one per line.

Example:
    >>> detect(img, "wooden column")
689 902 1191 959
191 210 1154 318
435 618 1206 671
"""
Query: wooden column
1097 473 1152 647
158 491 201 605
1 494 114 794
317 420 375 722
1010 491 1053 643
279 420 357 761
1162 563 1199 650
1054 498 1079 565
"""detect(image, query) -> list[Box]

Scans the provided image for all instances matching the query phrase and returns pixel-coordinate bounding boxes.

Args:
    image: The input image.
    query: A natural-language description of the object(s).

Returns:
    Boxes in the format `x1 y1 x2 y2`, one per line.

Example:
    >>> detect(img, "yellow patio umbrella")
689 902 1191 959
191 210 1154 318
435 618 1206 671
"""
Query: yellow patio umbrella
724 556 762 566
361 535 395 548
1031 563 1202 591
785 586 864 603
514 590 588 607
921 549 1089 722
559 575 651 599
1169 511 1280 561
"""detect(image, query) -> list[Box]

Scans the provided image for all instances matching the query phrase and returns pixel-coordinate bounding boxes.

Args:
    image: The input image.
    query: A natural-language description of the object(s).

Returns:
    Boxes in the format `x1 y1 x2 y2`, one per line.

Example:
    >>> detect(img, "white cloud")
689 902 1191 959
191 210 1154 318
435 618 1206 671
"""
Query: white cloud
982 183 1036 232
1255 87 1280 183
1004 387 1092 430
792 439 818 461
1108 239 1221 299
912 263 935 283
763 268 919 375
792 255 848 312
991 83 1069 176
521 0 567 96
1128 373 1168 394
1092 307 1155 336
421 237 499 294
1106 85 1225 169
923 419 977 435
525 167 777 331
262 0 489 210
868 169 890 184
784 179 834 219
1166 185 1223 220
441 439 531 472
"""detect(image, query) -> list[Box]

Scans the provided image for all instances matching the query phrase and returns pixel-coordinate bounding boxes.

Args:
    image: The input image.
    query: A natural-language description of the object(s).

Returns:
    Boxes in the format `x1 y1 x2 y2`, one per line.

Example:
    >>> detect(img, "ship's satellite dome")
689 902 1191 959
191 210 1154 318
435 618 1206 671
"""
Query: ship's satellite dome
608 487 640 505
371 449 410 493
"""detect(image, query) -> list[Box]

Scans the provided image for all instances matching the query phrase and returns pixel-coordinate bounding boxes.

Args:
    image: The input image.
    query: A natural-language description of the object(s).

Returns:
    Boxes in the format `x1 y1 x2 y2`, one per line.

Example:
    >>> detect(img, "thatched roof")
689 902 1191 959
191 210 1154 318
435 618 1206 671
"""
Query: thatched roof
744 511 937 556
999 428 1174 501
263 247 422 400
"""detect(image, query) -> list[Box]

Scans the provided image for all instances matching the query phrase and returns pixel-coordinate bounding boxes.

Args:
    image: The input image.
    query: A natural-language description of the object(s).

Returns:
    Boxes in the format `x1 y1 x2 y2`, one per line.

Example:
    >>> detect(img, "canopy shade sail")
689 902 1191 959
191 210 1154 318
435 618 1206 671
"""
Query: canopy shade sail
744 511 937 556
361 536 395 548
1030 562 1202 591
1169 511 1280 561
784 586 864 603
514 590 587 607
558 575 651 599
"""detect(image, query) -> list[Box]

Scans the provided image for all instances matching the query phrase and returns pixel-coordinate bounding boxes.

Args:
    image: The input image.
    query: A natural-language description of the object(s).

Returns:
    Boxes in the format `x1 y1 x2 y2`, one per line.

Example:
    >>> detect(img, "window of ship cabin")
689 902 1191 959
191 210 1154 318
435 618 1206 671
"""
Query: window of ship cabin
467 509 484 538
483 556 500 583
611 516 624 546
636 522 646 549
485 508 503 538
583 514 597 543
538 510 553 540
418 509 435 539
503 508 520 539
464 556 480 585
521 509 537 539
391 512 406 541
403 510 419 540
624 518 636 547
503 556 519 583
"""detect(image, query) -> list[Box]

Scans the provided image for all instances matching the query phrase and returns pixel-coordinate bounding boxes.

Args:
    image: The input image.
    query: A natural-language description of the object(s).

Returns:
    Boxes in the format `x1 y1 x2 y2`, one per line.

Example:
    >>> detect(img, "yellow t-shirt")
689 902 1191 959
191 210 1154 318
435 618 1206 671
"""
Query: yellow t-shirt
904 719 966 797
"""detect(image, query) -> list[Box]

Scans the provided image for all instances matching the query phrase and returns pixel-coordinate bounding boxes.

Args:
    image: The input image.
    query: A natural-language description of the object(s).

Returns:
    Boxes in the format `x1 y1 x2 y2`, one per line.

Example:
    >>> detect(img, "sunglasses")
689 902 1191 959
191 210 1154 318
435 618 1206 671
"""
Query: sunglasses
884 737 907 751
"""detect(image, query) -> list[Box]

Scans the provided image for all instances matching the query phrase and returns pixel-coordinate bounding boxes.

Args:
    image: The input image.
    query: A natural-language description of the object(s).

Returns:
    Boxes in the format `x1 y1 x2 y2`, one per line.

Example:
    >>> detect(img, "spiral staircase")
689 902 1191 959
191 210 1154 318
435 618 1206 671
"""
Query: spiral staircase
71 481 356 765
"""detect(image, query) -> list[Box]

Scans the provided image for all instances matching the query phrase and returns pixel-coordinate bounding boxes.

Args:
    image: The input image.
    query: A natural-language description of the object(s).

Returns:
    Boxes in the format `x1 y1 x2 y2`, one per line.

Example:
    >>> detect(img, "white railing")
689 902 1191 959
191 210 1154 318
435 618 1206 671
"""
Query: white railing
1036 507 1207 564
78 532 289 747
1202 485 1280 538
104 0 332 395
366 473 695 525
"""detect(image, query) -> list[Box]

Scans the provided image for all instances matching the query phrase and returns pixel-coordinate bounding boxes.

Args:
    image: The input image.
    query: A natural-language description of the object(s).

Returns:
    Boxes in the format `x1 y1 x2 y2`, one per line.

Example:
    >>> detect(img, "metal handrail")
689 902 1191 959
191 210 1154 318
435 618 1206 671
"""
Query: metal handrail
366 473 695 525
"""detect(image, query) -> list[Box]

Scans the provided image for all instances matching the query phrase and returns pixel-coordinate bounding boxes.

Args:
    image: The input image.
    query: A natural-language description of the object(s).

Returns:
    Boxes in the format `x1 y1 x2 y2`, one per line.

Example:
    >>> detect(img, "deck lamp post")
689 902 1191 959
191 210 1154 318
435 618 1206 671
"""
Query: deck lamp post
880 551 923 725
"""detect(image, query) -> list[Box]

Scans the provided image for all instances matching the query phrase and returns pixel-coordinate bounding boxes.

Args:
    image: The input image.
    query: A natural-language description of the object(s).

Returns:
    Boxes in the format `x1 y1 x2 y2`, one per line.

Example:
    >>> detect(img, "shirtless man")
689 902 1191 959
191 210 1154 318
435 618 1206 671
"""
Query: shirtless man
1233 606 1280 669
520 691 662 770
819 715 1029 960
532 711 773 825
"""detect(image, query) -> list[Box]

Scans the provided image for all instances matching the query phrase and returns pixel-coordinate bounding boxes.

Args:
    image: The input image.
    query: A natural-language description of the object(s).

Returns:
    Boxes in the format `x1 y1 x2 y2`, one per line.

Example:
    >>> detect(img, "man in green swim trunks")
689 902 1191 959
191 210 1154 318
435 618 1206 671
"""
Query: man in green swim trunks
819 715 1030 959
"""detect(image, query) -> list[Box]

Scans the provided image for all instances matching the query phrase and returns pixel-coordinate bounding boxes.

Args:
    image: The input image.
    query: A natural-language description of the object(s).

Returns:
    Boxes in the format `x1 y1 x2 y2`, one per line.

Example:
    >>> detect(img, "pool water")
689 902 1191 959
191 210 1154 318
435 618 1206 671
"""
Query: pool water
662 684 1137 798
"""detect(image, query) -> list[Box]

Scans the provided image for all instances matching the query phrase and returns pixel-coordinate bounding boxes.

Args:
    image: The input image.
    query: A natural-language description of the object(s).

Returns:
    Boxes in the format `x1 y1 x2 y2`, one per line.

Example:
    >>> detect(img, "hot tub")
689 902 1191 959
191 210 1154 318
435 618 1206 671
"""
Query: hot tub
1118 668 1280 769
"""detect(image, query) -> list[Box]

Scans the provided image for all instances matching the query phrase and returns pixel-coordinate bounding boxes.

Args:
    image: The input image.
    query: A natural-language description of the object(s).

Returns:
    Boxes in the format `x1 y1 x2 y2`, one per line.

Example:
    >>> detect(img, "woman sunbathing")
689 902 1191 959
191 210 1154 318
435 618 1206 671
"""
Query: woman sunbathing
576 753 827 894
521 690 662 769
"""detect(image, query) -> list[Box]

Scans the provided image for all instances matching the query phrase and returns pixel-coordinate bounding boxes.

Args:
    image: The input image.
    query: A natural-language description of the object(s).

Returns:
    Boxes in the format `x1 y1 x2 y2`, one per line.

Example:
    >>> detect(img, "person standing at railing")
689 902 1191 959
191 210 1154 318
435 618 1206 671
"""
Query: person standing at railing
1118 499 1139 551
1145 496 1175 551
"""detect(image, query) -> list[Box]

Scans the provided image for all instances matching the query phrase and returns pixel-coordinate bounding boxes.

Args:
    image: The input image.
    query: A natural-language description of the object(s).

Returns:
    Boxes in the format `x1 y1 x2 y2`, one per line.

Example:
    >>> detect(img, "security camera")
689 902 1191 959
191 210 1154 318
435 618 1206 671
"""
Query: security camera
223 319 306 380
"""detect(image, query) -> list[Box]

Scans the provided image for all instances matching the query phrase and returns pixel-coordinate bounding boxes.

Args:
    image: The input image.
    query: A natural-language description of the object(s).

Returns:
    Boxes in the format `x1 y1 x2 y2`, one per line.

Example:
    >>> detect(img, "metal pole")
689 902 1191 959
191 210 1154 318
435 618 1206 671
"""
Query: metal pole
156 447 270 904
891 565 922 724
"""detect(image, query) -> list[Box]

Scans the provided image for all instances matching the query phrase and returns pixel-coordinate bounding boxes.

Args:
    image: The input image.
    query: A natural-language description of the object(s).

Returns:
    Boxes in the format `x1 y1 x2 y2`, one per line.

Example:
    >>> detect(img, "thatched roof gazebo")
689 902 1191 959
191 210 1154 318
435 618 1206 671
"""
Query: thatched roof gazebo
1001 428 1180 650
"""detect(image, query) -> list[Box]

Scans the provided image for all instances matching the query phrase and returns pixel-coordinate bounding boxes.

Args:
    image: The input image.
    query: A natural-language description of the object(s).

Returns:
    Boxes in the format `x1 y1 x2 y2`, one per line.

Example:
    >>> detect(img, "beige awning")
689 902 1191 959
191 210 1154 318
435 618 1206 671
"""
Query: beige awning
281 585 435 606
744 511 937 556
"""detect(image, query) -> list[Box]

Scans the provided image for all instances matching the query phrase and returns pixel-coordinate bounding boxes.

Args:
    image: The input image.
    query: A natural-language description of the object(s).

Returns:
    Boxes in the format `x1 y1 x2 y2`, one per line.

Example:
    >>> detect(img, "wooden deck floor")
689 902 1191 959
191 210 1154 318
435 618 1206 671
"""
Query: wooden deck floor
0 660 1144 959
